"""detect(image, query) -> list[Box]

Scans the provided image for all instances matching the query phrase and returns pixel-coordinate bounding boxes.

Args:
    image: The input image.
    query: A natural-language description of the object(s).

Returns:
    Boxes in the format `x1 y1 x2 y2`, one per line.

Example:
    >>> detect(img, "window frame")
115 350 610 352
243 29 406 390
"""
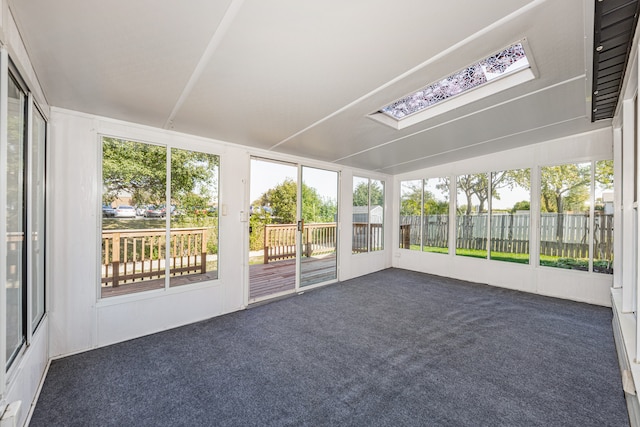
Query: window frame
5 68 28 370
28 100 47 333
399 177 450 253
352 176 385 254
1 56 48 377
399 162 611 275
97 134 221 301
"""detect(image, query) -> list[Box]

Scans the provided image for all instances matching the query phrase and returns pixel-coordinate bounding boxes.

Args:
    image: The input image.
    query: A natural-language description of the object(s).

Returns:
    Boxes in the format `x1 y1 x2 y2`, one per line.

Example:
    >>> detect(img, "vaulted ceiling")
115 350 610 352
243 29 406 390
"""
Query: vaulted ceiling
10 0 612 174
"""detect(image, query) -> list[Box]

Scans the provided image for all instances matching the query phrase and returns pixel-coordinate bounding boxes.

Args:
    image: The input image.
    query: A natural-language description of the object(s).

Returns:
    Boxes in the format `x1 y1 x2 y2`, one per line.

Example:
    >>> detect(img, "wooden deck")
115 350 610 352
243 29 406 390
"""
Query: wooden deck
101 255 336 301
249 255 337 302
101 271 219 298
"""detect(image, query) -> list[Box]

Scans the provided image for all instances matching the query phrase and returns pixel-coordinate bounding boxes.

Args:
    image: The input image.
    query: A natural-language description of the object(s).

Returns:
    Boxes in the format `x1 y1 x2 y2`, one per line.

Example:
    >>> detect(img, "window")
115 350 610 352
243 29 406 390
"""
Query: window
6 74 26 368
352 177 384 253
489 169 530 264
456 174 488 258
399 178 448 252
169 148 219 286
400 180 422 250
30 107 47 329
4 67 46 370
400 162 612 275
539 162 591 271
423 178 449 253
100 137 219 298
594 160 614 274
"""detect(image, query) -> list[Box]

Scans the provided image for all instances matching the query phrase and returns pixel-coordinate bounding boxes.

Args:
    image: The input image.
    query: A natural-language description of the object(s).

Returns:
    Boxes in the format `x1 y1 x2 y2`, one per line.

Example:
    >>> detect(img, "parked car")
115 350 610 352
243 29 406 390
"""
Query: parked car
135 205 147 216
102 205 115 217
114 205 136 218
144 205 165 218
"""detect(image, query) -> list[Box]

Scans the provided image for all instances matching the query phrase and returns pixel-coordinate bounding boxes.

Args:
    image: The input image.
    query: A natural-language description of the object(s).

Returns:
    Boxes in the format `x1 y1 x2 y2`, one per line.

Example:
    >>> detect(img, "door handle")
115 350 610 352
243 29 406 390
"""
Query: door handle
297 220 304 232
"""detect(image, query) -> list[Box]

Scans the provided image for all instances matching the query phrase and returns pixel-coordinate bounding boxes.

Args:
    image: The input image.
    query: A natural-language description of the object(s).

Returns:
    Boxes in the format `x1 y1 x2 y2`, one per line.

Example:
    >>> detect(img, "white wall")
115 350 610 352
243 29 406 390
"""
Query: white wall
392 128 614 306
47 108 393 359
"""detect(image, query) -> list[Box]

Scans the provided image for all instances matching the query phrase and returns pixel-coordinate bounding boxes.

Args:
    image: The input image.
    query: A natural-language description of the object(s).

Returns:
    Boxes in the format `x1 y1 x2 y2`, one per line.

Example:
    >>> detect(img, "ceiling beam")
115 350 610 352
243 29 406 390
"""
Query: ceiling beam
163 0 244 129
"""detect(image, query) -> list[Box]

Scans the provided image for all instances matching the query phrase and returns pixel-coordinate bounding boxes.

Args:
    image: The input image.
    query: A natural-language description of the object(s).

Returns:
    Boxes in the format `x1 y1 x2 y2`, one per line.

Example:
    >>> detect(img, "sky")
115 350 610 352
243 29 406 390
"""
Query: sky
423 178 530 211
250 159 338 204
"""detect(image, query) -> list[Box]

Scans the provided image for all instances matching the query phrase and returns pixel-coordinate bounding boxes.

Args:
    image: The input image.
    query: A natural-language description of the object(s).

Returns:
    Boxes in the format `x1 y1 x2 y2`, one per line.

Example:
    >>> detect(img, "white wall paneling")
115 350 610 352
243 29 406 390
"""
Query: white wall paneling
49 108 392 357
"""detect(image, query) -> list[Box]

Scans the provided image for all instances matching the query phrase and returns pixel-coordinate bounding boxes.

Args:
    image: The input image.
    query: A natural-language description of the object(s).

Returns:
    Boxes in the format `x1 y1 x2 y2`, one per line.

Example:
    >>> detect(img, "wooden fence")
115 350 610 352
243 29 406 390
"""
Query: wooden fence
400 215 449 248
264 223 336 264
352 223 383 253
102 227 208 287
399 212 613 260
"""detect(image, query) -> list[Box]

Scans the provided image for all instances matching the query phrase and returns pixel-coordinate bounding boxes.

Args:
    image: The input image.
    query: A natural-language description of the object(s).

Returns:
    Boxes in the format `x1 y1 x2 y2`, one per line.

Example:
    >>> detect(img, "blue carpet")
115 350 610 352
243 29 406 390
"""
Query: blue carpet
30 268 629 426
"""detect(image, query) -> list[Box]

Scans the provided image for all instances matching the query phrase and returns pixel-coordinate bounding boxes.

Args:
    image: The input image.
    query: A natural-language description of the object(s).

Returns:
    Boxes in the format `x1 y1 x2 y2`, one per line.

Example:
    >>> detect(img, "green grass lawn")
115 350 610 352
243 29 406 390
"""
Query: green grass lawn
405 245 612 272
103 216 218 230
102 218 165 230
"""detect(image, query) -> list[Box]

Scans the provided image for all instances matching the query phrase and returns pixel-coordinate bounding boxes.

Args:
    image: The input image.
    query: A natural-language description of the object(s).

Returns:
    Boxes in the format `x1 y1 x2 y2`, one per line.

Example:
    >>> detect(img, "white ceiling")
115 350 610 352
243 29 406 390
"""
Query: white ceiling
9 0 611 174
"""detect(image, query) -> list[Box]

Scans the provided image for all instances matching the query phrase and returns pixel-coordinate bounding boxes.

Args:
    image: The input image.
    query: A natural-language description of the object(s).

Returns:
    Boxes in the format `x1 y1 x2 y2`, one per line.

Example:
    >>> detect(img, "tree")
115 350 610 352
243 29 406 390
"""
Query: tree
102 137 218 207
400 181 422 216
261 179 335 224
369 181 384 206
540 163 590 243
424 191 448 214
170 148 218 208
511 200 530 212
353 181 370 207
540 164 590 214
456 174 481 215
268 179 297 223
353 180 384 207
102 138 166 204
595 159 614 188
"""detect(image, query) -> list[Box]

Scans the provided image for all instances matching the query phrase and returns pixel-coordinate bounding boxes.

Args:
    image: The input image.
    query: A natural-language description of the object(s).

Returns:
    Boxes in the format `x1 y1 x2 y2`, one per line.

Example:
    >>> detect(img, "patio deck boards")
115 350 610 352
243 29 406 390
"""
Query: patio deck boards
100 255 336 300
249 255 337 301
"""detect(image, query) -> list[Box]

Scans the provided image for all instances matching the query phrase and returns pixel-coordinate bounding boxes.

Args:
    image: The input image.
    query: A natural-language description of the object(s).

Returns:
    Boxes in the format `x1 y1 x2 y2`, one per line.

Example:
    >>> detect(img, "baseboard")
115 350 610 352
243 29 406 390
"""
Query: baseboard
612 290 639 426
22 356 51 427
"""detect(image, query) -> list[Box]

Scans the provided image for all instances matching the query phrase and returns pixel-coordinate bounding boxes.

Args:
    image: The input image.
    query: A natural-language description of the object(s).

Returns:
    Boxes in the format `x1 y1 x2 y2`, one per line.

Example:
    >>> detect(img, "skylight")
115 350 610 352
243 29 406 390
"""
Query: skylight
378 42 531 121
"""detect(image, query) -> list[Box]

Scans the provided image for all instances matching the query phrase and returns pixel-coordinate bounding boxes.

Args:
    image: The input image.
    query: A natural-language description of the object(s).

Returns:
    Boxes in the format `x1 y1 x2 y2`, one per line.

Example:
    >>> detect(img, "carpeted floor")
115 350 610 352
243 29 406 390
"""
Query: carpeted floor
30 268 629 426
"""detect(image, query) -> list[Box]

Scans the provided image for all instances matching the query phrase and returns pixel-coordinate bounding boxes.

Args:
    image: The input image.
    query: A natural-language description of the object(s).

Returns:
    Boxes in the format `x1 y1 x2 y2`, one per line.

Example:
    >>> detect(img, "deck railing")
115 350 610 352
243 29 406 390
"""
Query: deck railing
352 223 383 253
102 227 207 287
264 223 336 264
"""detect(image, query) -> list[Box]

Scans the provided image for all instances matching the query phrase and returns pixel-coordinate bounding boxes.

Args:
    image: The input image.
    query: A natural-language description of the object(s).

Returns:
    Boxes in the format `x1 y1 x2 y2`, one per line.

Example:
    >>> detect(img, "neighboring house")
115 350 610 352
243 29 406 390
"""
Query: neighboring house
352 205 383 224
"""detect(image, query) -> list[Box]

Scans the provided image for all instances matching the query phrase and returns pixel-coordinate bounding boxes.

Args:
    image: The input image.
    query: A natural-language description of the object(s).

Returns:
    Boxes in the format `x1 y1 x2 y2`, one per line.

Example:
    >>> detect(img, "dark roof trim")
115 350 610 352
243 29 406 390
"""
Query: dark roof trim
592 0 640 121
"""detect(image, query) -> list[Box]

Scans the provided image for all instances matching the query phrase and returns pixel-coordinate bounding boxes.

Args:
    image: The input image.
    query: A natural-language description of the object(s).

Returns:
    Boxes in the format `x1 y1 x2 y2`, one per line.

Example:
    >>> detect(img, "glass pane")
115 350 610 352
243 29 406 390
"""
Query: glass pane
31 108 46 330
101 137 167 298
300 166 338 288
369 179 384 252
456 174 488 258
539 163 591 271
423 178 449 254
249 159 297 301
352 176 369 253
594 160 614 274
490 169 530 264
400 180 422 250
169 148 219 287
6 76 25 367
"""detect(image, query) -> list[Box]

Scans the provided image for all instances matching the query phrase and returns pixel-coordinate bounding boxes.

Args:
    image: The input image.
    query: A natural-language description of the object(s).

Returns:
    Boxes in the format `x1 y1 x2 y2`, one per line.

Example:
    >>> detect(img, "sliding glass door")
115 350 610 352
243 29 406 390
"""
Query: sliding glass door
248 160 338 302
248 159 298 301
300 166 338 287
